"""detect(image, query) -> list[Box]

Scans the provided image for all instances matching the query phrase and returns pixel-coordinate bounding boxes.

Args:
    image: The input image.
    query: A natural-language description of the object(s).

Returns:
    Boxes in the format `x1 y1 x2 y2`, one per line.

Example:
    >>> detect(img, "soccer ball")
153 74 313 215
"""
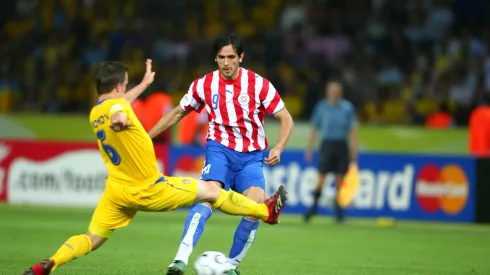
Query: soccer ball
194 251 229 275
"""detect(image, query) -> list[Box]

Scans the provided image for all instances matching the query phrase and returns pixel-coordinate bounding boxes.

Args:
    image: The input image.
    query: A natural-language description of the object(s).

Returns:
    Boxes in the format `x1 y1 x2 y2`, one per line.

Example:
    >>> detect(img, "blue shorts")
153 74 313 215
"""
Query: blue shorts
201 140 265 193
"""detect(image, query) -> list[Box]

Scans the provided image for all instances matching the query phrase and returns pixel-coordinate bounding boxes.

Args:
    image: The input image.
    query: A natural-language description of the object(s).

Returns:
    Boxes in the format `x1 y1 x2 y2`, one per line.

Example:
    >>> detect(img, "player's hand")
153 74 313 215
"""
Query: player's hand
110 120 131 132
141 59 155 86
110 114 131 132
304 150 313 163
265 147 281 166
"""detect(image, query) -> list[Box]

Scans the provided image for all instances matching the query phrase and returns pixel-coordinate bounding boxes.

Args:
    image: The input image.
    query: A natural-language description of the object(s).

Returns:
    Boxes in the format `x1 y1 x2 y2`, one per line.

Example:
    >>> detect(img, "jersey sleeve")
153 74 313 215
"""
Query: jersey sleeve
260 79 285 115
108 99 130 117
179 79 205 113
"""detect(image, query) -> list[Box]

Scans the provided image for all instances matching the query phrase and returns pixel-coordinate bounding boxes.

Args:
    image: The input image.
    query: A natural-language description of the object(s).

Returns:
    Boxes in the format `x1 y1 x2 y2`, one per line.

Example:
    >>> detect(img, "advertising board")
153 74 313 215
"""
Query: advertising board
0 139 168 206
169 146 476 223
0 139 475 222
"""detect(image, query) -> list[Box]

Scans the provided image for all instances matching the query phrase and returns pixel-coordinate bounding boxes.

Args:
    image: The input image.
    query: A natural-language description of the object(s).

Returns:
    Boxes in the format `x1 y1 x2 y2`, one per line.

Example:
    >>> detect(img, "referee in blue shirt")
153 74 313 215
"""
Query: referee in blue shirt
304 80 358 223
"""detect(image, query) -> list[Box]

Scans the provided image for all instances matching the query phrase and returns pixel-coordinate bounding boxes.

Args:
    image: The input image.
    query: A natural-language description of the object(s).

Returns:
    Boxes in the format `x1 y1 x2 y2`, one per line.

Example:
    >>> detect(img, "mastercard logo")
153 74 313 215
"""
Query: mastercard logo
173 154 206 177
414 164 469 215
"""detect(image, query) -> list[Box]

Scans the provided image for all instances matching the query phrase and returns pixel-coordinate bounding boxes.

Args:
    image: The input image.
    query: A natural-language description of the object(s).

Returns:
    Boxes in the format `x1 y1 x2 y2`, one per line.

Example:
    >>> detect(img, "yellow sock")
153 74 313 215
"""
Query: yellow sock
49 234 92 271
212 189 269 219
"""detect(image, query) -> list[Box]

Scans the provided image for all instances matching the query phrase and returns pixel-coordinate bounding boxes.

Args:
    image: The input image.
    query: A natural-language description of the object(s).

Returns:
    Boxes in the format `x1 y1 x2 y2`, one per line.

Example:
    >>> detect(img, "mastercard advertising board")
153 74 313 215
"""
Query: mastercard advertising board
344 153 476 223
415 164 470 217
168 145 476 223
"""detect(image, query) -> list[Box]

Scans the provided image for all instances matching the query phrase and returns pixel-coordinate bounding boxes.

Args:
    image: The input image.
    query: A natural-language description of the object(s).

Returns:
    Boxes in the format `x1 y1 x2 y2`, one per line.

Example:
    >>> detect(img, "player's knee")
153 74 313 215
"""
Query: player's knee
316 173 327 189
242 186 266 204
196 180 222 203
86 231 108 251
242 186 265 222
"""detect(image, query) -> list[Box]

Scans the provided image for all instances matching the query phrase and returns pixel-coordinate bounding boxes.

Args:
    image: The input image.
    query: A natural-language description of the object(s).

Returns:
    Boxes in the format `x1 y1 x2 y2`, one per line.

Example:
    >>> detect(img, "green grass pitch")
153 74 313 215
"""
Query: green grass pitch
1 204 489 275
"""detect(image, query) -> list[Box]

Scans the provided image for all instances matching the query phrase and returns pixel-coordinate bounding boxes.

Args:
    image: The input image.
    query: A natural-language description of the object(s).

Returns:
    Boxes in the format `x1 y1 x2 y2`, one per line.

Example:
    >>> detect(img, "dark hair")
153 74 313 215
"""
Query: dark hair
325 78 343 87
212 33 244 59
94 61 128 95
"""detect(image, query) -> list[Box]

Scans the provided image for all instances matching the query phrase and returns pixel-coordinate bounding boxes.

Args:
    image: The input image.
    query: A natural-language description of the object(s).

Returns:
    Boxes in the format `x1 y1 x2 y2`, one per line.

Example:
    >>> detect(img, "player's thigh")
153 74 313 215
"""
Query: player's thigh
202 141 232 190
139 176 201 211
88 191 136 239
234 160 265 195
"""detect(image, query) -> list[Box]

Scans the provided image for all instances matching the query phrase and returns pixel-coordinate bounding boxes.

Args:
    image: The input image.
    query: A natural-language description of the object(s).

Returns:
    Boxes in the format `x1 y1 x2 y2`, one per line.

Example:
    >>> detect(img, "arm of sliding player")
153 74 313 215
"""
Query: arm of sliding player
265 108 294 166
124 59 155 103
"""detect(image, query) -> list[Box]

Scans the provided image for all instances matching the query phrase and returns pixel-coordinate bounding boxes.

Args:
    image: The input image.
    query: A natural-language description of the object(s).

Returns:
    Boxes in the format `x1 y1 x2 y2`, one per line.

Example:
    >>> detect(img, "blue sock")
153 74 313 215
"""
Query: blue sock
228 217 260 266
173 203 213 265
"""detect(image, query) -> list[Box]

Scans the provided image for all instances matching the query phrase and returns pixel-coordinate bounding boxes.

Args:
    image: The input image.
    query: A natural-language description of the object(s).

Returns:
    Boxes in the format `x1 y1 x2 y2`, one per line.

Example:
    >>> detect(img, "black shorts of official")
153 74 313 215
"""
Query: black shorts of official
317 140 350 175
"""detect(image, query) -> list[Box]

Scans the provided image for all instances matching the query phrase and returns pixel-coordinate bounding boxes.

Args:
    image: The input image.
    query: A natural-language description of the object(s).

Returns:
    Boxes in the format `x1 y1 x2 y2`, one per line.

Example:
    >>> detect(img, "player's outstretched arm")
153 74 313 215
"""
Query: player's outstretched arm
148 106 190 139
125 59 155 103
265 108 294 166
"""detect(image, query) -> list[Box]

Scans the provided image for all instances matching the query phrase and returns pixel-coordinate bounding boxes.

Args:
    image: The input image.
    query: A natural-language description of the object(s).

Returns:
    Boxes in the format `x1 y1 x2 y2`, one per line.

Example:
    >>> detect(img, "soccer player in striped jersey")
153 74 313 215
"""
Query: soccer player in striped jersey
149 34 294 275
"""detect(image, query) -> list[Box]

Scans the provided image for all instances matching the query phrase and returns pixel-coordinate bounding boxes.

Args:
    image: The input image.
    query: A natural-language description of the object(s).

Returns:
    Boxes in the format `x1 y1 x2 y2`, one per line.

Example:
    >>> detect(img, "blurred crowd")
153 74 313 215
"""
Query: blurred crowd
0 0 489 127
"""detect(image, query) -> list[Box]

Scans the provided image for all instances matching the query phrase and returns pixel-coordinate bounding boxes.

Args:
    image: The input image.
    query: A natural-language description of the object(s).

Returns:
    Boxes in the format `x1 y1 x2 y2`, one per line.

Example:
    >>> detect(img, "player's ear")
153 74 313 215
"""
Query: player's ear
116 83 124 94
239 52 244 63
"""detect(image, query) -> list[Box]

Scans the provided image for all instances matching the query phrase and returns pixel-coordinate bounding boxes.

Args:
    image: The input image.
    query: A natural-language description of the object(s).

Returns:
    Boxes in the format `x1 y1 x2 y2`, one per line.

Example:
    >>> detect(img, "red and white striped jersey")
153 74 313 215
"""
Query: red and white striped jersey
179 68 285 152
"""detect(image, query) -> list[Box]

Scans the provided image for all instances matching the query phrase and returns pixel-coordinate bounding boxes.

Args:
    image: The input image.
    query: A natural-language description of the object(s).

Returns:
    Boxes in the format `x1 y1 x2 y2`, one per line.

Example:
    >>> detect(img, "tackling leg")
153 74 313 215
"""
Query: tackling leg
23 231 108 275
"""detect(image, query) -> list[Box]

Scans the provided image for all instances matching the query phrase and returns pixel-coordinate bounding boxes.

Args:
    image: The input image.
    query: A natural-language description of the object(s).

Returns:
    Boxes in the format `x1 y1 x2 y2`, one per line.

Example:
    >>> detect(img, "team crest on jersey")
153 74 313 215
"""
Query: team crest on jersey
238 94 250 105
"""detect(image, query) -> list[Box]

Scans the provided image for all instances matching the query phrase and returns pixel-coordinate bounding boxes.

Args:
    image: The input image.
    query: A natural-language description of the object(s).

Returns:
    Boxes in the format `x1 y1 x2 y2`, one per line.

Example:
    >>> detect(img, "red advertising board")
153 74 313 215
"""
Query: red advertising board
0 139 168 205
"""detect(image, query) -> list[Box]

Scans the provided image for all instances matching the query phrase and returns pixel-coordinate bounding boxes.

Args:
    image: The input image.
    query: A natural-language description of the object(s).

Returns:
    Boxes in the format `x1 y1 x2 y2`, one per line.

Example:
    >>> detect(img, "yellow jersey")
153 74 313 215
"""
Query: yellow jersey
89 97 161 186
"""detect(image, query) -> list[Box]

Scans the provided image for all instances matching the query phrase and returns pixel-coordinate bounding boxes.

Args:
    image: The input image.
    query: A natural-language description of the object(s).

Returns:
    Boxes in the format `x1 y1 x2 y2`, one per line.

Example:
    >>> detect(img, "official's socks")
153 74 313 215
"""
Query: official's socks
212 189 269 219
228 217 259 266
49 234 92 271
335 193 344 221
173 203 213 265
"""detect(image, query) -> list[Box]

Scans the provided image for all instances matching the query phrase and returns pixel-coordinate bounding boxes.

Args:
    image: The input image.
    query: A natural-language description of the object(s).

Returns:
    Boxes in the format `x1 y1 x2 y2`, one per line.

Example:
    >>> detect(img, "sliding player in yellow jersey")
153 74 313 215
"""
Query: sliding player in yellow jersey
23 60 287 275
